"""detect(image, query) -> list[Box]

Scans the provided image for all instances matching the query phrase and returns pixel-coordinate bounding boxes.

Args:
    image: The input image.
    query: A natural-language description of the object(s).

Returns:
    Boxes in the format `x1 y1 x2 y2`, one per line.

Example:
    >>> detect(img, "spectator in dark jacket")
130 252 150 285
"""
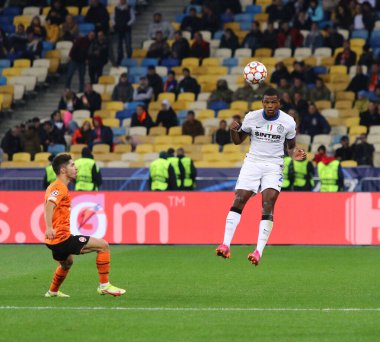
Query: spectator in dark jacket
92 116 113 150
20 124 41 159
242 21 262 53
8 24 27 59
88 30 109 84
113 0 135 64
346 65 369 93
180 7 202 36
260 22 277 50
1 126 22 160
41 121 66 152
277 21 303 49
156 100 178 131
177 68 200 95
58 89 80 112
60 14 79 41
131 105 154 132
335 41 357 68
352 134 375 166
23 32 42 61
133 77 154 105
80 83 102 117
215 120 231 150
300 103 331 137
270 61 290 86
85 0 110 34
201 5 220 33
26 16 47 40
164 71 178 93
112 72 134 102
335 136 353 161
66 31 96 92
190 31 210 59
182 110 204 138
360 101 380 127
50 110 66 138
171 31 190 61
147 66 164 100
146 31 171 60
220 28 240 53
47 0 68 25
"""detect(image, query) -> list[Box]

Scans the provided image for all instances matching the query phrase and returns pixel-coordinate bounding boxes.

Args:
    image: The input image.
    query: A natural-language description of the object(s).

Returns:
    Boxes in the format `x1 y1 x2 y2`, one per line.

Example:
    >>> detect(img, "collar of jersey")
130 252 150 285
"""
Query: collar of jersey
262 110 279 121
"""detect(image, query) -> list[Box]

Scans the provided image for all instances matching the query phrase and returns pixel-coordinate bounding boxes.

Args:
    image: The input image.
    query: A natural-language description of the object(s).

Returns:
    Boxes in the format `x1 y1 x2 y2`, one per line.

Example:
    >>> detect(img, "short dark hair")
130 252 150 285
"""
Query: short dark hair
263 88 279 98
52 153 72 175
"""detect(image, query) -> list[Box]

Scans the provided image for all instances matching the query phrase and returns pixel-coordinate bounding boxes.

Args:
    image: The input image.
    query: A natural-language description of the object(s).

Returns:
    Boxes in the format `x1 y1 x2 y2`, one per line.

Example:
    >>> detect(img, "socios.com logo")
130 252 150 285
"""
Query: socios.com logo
70 194 107 238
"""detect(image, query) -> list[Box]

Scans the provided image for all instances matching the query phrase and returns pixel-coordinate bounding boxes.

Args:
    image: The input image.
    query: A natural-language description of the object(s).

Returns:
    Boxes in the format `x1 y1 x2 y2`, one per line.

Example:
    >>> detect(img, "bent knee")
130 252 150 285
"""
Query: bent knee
262 201 275 214
234 193 250 208
61 259 73 270
100 239 109 252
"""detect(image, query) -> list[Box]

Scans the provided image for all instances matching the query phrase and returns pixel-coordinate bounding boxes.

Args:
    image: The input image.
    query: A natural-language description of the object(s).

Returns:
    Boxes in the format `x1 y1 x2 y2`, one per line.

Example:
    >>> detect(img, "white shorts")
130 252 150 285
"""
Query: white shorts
235 159 283 193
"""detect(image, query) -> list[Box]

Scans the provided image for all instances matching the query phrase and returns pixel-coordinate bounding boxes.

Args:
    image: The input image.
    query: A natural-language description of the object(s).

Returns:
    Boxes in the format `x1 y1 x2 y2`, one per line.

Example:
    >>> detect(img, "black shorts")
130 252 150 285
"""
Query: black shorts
46 235 90 261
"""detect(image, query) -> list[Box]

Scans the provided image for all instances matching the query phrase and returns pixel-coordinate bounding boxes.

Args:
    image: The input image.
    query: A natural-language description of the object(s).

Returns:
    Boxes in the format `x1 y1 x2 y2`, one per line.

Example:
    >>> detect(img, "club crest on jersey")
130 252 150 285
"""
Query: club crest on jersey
277 124 284 133
50 190 59 196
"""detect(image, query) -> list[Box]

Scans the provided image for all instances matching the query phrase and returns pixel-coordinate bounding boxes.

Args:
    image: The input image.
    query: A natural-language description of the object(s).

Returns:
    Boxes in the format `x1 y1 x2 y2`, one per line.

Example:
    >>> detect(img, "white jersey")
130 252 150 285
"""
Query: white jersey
240 109 296 165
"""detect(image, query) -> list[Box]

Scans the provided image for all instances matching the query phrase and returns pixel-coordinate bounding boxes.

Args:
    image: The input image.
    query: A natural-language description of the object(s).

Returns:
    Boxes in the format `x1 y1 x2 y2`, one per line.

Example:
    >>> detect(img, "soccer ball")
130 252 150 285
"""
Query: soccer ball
243 61 268 85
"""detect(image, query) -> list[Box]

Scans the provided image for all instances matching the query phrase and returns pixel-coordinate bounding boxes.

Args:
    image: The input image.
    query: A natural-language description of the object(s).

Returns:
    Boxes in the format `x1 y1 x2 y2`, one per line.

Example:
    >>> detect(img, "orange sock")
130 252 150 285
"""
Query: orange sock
96 251 110 284
49 266 70 292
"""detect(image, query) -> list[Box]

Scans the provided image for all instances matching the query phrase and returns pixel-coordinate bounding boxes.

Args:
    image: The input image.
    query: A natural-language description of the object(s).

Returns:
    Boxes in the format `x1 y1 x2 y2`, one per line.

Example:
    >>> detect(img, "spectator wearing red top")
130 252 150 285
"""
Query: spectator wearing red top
313 145 328 164
92 116 113 150
131 105 154 133
277 21 303 50
190 31 210 59
72 121 94 146
368 63 380 92
335 40 357 68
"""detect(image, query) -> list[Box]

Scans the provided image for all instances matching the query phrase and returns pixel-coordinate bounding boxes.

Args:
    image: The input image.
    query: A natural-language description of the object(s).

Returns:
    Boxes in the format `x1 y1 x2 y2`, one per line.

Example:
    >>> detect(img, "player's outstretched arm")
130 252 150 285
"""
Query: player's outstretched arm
230 120 249 145
287 138 307 161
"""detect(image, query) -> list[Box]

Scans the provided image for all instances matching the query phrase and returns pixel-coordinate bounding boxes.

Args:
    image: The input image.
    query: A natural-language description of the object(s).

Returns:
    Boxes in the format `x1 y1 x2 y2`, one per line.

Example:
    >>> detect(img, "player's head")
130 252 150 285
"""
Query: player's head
262 88 280 116
52 153 77 180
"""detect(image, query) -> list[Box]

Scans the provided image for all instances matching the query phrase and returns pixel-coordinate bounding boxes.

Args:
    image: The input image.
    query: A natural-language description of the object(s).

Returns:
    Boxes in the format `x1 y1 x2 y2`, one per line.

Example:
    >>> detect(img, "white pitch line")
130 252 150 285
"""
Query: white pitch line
1 306 380 312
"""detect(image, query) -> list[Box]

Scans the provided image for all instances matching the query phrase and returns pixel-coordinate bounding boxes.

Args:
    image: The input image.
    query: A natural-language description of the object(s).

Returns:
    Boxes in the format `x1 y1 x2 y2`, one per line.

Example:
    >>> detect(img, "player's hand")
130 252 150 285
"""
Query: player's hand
230 121 241 132
45 228 56 240
293 148 307 161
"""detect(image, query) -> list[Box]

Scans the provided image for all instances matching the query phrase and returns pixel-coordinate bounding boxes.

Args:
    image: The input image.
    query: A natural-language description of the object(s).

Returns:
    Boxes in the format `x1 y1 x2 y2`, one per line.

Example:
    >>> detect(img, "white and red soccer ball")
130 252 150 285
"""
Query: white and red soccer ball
243 61 268 85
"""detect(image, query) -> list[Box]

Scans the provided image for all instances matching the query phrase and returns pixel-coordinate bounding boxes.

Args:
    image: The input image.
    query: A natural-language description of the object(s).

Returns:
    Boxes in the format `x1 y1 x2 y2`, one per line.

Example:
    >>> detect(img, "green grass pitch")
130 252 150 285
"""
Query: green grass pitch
1 245 380 341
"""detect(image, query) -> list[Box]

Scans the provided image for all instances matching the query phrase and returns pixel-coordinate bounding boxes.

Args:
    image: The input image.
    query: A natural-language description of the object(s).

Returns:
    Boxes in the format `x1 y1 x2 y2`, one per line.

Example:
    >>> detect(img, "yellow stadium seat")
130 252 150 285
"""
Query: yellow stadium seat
207 66 228 75
171 101 190 111
218 109 238 120
194 135 212 144
99 75 116 85
13 152 31 162
148 101 161 114
181 57 200 67
335 100 352 110
329 65 347 74
154 136 173 145
345 117 360 127
34 152 51 162
349 125 367 135
223 144 241 153
114 144 132 154
173 135 193 145
202 152 223 161
197 75 219 84
339 109 359 118
46 50 60 59
135 144 154 153
93 153 121 162
202 57 221 67
153 144 172 152
92 144 110 154
149 126 167 136
197 109 215 120
93 109 116 119
224 22 240 31
201 83 217 92
336 91 355 101
321 56 335 67
168 126 183 136
131 48 147 58
230 101 249 111
250 101 262 110
13 59 31 68
81 6 89 15
66 6 79 15
201 144 219 153
350 38 365 48
177 92 196 102
314 100 332 111
254 48 272 57
13 15 32 27
157 92 176 103
303 57 317 66
102 101 124 111
102 118 120 128
341 160 358 167
254 13 269 22
0 85 14 96
70 144 87 153
3 68 22 77
47 58 60 74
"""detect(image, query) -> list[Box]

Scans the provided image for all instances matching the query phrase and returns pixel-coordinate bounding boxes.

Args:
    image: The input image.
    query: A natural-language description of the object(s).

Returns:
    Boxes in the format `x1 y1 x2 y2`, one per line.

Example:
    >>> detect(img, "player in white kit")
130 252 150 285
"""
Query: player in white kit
216 88 306 265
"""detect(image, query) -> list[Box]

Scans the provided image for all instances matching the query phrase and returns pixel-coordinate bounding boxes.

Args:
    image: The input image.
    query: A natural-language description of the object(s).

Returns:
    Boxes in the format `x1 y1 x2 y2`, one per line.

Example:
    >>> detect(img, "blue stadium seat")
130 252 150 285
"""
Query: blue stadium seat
74 15 85 24
234 13 254 23
208 101 229 113
3 7 21 16
351 29 368 40
126 101 145 110
128 66 147 78
222 57 238 68
175 14 186 23
0 23 15 34
121 58 138 67
79 23 95 35
177 110 188 125
213 31 224 40
0 59 11 68
370 30 380 48
240 22 252 31
112 127 126 137
42 41 54 50
313 66 328 75
219 13 233 23
116 109 134 120
185 5 202 14
0 76 7 85
141 58 159 67
160 58 180 68
48 144 66 155
0 16 13 25
245 5 262 14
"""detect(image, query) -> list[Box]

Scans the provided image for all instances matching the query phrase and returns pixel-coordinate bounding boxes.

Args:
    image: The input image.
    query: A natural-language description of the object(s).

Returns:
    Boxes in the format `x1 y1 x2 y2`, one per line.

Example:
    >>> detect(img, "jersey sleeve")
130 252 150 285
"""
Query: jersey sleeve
46 184 67 206
286 119 296 140
240 114 252 134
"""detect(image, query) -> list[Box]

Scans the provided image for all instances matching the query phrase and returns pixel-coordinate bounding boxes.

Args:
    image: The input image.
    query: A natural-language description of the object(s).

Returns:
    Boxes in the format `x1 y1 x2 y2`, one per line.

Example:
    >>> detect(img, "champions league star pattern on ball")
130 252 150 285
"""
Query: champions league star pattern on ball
243 61 268 85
